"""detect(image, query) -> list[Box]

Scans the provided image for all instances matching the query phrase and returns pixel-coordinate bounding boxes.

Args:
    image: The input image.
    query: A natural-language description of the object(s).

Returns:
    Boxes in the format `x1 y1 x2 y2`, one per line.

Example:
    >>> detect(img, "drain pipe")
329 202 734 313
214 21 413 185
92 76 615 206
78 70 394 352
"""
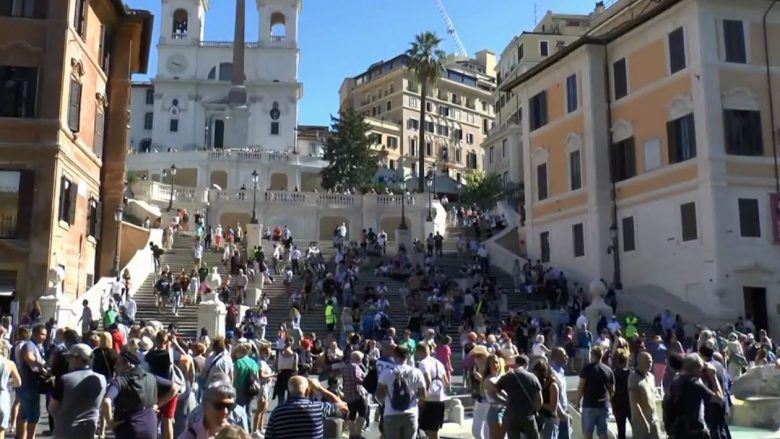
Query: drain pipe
603 43 623 290
763 0 780 200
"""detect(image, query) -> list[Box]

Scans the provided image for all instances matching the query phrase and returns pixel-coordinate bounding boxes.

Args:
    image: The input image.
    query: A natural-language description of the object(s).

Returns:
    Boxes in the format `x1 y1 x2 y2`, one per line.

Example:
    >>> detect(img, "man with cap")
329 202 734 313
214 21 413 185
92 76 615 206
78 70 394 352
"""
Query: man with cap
101 346 180 439
48 343 107 439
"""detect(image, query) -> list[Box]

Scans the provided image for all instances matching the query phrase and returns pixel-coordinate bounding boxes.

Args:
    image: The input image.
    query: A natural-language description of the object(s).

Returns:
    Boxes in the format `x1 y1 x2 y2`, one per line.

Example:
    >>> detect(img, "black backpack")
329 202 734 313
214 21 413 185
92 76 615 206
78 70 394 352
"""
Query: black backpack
389 367 414 411
364 366 378 395
242 371 261 398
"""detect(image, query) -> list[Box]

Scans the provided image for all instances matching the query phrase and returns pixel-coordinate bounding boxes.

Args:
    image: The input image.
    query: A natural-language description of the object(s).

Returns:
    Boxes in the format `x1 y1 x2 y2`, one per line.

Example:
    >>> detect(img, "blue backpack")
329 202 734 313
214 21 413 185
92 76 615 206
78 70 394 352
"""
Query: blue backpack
390 367 414 411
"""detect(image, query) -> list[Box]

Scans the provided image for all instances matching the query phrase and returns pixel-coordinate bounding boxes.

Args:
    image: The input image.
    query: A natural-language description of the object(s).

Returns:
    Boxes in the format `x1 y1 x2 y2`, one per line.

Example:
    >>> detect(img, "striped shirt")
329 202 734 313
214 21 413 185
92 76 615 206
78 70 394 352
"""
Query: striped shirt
264 396 337 439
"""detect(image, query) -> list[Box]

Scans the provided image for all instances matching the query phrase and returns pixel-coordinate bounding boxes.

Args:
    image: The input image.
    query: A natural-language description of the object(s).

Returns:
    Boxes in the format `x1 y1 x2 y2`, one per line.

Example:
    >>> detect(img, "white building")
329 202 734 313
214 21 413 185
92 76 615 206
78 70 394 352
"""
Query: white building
129 0 301 153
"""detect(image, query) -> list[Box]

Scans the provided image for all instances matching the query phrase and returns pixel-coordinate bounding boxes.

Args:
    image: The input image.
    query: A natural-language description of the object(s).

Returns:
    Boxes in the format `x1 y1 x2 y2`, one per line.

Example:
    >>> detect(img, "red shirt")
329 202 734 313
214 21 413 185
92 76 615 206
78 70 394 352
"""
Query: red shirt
111 330 125 353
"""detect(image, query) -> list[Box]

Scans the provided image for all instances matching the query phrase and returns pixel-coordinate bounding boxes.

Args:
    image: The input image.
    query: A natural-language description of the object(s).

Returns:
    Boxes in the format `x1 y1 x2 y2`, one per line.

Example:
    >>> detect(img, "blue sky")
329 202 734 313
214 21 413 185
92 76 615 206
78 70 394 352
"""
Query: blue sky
126 0 594 125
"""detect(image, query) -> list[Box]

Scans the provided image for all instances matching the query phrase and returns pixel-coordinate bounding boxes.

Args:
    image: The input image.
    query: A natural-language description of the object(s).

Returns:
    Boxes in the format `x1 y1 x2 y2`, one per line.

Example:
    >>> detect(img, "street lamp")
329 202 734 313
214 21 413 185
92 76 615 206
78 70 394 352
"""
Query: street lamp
250 169 259 224
426 174 433 222
112 206 124 276
165 164 177 211
457 182 463 204
399 180 408 230
240 184 247 201
609 223 623 290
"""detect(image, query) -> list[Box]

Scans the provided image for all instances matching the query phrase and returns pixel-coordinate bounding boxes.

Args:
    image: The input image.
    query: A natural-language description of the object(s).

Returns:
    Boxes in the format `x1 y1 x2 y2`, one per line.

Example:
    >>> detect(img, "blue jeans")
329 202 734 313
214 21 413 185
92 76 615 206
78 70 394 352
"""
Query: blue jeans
542 417 559 439
581 407 609 437
558 417 571 439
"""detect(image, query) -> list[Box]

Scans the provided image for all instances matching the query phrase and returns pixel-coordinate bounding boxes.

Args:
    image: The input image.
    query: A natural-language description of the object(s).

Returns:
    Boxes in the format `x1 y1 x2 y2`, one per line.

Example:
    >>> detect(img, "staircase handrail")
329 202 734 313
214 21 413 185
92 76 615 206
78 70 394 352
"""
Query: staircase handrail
55 228 164 334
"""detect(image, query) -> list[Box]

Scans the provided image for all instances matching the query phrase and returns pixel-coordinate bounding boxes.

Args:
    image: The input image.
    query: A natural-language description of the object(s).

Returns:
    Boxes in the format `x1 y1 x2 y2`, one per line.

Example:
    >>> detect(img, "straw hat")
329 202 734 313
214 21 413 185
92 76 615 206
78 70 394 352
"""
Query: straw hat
470 345 490 357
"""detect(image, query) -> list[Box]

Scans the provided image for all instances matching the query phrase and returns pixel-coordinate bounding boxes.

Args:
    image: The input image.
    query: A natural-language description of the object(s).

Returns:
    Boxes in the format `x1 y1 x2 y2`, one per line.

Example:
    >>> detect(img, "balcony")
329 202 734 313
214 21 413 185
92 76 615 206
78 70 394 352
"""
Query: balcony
171 32 187 40
269 35 286 43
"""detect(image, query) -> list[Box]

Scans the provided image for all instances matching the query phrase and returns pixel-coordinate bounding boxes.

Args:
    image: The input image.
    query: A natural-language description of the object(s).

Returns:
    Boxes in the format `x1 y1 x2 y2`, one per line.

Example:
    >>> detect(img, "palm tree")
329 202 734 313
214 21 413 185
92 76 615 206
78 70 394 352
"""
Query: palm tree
406 32 446 193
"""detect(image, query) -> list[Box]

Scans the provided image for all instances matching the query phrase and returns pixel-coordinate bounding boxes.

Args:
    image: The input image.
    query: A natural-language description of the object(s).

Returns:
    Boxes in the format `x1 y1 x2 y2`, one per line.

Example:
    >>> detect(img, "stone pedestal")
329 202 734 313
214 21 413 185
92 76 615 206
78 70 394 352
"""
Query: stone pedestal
245 223 263 251
197 301 227 337
39 294 59 324
395 228 411 254
224 106 250 149
246 288 262 307
445 398 464 425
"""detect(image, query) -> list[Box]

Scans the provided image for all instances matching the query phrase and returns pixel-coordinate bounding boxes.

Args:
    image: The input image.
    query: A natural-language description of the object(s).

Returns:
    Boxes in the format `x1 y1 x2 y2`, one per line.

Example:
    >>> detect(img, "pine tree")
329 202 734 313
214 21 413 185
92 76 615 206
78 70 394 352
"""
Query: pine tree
320 109 378 191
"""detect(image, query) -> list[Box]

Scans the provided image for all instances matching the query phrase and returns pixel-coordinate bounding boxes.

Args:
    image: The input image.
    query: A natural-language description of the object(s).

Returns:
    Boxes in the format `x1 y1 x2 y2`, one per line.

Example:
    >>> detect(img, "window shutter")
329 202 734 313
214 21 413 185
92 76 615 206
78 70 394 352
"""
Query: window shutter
666 120 677 163
94 201 103 240
68 81 82 133
67 183 78 225
16 170 34 239
94 111 105 158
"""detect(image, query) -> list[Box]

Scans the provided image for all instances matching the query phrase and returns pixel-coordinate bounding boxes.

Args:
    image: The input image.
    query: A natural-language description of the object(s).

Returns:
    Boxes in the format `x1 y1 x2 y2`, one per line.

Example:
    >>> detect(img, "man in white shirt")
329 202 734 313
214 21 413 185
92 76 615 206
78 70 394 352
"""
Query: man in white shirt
124 296 137 323
290 246 302 275
607 315 622 335
376 345 426 439
576 311 589 331
377 230 387 255
415 343 449 439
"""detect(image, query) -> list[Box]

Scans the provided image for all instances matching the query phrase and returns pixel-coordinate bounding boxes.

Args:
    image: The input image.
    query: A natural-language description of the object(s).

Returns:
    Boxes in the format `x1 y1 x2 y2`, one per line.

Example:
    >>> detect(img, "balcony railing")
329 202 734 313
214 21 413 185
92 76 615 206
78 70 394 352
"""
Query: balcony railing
269 35 286 43
140 181 429 210
0 215 18 239
199 41 262 48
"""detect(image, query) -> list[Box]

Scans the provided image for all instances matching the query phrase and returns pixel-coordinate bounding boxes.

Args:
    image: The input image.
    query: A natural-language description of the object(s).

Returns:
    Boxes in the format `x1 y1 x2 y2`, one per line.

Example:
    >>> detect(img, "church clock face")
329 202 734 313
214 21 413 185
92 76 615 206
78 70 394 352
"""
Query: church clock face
166 53 188 74
270 102 280 120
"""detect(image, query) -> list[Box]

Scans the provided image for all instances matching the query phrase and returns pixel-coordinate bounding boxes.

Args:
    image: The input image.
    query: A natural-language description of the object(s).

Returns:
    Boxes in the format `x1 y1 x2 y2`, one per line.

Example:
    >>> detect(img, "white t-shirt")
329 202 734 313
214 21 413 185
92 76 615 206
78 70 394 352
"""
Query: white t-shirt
379 364 425 416
576 314 588 330
417 356 448 402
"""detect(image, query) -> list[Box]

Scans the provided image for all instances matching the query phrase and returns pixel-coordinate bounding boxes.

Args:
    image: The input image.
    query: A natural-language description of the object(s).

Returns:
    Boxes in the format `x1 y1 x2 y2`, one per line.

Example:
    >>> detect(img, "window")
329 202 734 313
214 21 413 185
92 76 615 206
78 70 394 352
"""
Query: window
0 66 38 118
426 102 432 112
409 138 417 157
611 137 636 182
73 0 87 36
407 119 419 130
0 0 44 17
566 74 578 113
540 231 550 263
668 27 686 73
455 147 462 163
724 110 763 156
540 41 549 57
98 25 111 73
738 198 760 237
425 142 432 156
0 170 32 239
622 216 635 252
680 202 697 241
388 136 398 149
529 91 548 130
502 139 507 157
644 138 662 171
386 101 392 111
411 163 417 175
723 20 747 63
613 58 628 100
145 89 154 105
87 197 101 239
666 113 697 163
489 146 495 164
169 119 179 132
67 79 82 133
58 177 77 225
408 96 418 108
425 121 434 133
389 159 395 170
270 121 280 135
218 62 233 81
537 163 548 201
94 111 105 158
438 106 450 117
569 150 582 190
373 133 382 145
144 112 153 130
466 133 474 144
517 44 524 61
467 152 478 169
572 223 584 257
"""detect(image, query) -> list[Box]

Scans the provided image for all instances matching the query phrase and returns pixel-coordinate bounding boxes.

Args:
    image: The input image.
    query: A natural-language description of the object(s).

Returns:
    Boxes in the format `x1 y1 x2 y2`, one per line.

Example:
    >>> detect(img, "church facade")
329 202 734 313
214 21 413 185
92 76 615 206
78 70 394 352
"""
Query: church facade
129 0 301 153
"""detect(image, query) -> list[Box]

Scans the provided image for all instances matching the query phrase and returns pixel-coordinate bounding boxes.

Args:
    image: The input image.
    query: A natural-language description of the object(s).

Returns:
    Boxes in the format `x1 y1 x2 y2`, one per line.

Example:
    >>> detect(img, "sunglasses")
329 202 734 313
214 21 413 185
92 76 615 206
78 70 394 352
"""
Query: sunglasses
209 400 236 411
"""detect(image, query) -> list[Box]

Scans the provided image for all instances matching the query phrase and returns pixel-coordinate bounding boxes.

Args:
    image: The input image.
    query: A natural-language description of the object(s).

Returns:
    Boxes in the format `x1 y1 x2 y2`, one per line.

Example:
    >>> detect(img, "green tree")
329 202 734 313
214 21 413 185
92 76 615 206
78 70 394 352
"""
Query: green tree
462 170 506 210
320 109 378 191
406 32 446 193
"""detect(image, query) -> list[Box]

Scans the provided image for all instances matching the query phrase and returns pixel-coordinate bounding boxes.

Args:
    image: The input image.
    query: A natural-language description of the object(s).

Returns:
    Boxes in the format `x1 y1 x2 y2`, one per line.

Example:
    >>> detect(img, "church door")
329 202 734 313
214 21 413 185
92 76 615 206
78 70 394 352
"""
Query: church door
214 120 225 149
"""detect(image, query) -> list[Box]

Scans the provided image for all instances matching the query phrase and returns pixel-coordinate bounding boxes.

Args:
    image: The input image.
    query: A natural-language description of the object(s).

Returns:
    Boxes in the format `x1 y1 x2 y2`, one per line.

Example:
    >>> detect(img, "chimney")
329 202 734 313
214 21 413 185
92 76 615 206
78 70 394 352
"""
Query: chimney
475 49 496 78
595 1 606 14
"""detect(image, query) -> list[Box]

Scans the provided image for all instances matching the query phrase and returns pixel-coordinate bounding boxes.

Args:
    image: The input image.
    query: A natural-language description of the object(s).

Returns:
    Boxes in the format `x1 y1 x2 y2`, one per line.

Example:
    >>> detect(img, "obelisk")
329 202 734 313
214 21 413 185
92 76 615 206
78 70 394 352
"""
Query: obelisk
224 0 250 148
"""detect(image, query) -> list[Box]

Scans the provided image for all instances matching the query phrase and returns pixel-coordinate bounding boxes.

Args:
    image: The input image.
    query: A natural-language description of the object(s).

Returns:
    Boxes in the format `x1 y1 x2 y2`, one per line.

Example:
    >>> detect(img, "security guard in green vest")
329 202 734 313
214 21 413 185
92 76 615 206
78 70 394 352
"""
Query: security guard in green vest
625 314 639 339
325 300 336 333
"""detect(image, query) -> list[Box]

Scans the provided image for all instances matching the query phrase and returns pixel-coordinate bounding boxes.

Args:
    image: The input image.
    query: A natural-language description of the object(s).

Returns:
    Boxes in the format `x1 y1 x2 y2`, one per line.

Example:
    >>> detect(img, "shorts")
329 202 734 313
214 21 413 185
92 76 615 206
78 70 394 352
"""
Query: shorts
158 397 178 419
18 391 41 423
582 407 608 436
419 400 446 432
347 398 368 421
327 323 335 332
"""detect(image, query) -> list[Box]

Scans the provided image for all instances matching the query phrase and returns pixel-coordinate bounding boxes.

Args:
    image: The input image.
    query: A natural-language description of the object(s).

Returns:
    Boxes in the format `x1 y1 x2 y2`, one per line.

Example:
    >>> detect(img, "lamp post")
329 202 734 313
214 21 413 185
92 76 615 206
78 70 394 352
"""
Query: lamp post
166 164 177 211
240 184 246 202
399 180 408 230
250 169 259 224
457 182 463 204
426 174 433 222
112 206 124 276
609 223 623 290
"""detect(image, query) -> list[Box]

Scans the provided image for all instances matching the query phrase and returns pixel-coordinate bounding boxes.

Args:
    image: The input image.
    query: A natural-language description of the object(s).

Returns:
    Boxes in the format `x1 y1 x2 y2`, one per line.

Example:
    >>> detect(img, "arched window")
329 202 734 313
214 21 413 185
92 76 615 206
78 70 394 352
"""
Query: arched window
172 9 188 39
218 62 233 81
270 12 286 41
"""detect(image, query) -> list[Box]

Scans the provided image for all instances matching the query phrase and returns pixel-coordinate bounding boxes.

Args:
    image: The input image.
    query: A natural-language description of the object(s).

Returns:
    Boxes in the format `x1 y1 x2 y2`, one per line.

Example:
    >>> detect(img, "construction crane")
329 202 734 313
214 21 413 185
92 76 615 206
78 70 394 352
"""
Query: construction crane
432 0 469 58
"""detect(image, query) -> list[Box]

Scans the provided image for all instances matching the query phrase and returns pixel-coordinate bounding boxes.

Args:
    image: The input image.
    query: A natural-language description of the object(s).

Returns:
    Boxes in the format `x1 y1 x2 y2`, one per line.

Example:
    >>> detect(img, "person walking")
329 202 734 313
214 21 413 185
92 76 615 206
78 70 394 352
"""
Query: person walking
628 352 660 439
0 342 20 439
375 345 426 439
611 349 632 439
487 354 542 439
48 343 107 439
415 343 449 439
574 346 615 439
264 376 348 439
